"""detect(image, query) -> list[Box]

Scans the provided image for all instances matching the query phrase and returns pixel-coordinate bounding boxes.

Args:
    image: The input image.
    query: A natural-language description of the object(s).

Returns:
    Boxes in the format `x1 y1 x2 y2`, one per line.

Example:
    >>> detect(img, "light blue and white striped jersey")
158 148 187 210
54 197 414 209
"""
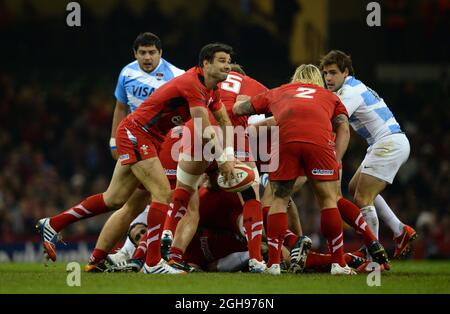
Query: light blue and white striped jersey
336 76 402 146
114 58 184 113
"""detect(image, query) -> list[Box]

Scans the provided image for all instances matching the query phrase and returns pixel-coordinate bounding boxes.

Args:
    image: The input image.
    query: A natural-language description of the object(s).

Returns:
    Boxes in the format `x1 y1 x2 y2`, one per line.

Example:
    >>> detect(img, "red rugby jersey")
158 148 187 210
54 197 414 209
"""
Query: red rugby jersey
130 67 222 139
251 83 348 147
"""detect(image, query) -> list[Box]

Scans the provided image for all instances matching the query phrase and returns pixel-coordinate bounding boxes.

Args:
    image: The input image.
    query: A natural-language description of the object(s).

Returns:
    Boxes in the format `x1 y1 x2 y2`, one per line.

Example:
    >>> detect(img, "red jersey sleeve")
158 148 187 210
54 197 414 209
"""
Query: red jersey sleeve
250 89 272 114
240 77 268 96
331 94 349 120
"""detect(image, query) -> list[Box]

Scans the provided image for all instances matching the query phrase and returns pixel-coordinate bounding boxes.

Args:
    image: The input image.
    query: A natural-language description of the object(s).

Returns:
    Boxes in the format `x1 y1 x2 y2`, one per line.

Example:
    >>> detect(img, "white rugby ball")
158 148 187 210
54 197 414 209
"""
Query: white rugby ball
217 164 255 193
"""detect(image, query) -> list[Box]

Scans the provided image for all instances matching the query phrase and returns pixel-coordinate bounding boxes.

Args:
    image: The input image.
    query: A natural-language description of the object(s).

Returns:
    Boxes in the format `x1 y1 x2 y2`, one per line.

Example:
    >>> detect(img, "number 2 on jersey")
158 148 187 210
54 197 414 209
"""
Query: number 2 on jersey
295 87 316 99
221 74 242 94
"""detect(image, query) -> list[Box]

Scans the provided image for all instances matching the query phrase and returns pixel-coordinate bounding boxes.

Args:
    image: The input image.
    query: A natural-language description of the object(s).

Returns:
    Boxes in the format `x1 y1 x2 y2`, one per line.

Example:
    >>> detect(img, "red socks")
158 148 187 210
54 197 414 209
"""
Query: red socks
88 248 108 265
132 232 149 260
164 188 191 235
266 212 288 267
49 194 110 232
144 202 169 267
243 199 263 261
320 208 346 266
168 246 184 263
284 230 299 249
337 198 377 247
262 206 270 232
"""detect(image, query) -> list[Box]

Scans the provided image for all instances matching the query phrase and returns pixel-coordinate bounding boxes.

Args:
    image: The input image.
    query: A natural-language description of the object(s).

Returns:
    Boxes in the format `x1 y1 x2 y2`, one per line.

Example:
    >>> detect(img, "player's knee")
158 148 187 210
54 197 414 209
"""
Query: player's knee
272 181 294 199
353 192 372 208
348 181 356 196
103 193 127 210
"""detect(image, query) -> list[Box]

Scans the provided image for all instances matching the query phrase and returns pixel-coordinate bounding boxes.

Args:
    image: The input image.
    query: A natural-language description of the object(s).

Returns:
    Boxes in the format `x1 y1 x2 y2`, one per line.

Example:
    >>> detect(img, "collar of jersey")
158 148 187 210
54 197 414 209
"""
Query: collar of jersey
195 66 218 90
138 58 163 75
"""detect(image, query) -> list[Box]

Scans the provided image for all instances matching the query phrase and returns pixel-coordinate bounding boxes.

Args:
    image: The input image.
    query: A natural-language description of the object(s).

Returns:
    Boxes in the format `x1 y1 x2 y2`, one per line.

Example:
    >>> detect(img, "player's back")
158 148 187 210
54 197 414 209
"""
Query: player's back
267 82 346 147
219 71 268 127
339 76 402 145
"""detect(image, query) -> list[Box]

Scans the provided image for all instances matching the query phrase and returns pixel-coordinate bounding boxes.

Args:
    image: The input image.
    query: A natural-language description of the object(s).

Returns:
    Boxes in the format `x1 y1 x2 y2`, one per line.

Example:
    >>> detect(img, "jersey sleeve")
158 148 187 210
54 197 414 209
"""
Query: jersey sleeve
244 78 268 96
250 90 272 114
209 90 223 112
181 80 208 109
337 86 361 116
333 99 348 118
114 71 128 104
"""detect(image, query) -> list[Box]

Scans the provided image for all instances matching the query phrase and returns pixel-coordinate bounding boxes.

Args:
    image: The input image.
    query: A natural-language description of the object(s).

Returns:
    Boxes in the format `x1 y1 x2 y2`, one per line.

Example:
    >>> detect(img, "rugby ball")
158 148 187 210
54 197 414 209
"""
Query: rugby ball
217 164 255 193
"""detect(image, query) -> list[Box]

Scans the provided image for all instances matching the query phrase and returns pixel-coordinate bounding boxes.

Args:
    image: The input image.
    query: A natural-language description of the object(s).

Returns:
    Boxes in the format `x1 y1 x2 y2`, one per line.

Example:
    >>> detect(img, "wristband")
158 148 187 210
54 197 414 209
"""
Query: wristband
109 138 117 149
216 147 234 165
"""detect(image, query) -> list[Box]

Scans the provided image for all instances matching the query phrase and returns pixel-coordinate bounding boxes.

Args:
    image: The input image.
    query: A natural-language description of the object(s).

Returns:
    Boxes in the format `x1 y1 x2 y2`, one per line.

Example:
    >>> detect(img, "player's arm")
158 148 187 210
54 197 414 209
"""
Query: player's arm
190 106 235 182
232 95 256 116
110 100 128 160
333 113 350 163
211 104 234 155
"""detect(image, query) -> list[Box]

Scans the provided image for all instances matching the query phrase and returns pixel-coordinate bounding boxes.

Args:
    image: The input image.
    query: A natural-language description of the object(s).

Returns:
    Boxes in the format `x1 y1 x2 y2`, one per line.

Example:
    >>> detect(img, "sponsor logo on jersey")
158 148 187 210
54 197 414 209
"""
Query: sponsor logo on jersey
164 169 177 175
141 145 149 155
312 168 334 176
118 154 130 161
156 72 164 80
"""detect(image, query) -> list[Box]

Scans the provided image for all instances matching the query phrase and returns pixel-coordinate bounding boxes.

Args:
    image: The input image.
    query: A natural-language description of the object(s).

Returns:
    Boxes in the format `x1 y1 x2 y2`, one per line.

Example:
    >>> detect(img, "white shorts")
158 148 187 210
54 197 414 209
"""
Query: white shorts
360 133 410 184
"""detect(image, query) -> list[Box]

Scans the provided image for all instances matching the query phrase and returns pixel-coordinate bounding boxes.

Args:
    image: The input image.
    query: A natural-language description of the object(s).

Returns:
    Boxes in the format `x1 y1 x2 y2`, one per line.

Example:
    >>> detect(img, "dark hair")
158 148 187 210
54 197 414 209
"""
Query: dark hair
198 42 233 67
127 222 147 245
133 32 162 52
230 64 246 75
319 50 355 76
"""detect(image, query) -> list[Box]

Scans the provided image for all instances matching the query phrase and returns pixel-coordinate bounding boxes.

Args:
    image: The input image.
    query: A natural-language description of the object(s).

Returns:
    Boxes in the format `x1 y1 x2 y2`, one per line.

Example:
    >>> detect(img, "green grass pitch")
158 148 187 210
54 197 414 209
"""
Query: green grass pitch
0 261 449 294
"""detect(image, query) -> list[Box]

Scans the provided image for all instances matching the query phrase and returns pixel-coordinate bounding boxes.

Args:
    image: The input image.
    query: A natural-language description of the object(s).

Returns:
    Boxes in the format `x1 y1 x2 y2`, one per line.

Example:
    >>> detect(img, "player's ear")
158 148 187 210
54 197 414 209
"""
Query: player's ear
343 67 349 77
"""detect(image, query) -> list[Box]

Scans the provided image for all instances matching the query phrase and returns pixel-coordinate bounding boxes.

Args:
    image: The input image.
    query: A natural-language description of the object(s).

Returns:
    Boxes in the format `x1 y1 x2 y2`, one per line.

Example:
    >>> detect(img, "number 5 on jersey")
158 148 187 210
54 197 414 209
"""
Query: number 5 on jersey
295 87 316 99
221 74 243 94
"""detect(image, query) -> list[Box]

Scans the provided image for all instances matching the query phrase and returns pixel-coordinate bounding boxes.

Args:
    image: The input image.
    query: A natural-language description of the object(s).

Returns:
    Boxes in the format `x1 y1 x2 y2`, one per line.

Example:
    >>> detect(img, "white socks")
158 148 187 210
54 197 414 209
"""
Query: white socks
361 205 379 239
374 195 404 238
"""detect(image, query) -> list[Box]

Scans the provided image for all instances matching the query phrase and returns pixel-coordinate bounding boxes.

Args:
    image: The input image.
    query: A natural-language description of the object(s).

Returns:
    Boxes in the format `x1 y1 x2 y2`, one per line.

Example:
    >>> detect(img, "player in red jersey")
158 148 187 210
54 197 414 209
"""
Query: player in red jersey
163 65 271 272
233 64 356 275
36 43 235 274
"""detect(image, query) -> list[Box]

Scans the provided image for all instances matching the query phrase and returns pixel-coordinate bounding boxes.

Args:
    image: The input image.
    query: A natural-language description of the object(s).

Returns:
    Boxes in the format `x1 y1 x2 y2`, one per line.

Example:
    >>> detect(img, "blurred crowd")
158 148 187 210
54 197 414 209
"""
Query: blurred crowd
0 0 448 259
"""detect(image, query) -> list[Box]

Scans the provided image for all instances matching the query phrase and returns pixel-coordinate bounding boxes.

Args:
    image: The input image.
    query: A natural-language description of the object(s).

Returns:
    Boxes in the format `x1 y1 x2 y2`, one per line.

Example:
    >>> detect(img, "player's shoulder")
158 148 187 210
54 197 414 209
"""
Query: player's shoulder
119 60 140 76
339 76 365 96
159 58 185 77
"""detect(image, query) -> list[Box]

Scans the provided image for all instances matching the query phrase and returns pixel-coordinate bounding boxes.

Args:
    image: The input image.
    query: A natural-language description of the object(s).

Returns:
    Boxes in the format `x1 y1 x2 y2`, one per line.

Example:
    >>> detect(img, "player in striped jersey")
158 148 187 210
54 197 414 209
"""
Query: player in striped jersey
110 32 184 158
320 50 417 259
97 32 184 268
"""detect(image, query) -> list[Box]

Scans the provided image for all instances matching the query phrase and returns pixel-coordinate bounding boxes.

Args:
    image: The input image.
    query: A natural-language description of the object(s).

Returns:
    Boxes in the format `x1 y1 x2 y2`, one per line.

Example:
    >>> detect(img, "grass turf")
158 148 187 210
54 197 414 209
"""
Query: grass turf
0 260 449 294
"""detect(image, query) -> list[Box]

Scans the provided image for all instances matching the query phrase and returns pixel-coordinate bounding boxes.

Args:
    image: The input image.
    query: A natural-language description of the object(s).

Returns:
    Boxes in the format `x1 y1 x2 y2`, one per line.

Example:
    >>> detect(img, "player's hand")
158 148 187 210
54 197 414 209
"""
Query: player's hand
218 160 236 184
236 95 250 102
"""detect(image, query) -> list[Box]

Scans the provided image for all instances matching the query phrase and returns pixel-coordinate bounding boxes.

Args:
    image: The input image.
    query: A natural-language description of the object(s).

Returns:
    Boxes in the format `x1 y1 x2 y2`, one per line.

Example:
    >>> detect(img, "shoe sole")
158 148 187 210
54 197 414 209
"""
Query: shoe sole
394 232 418 259
43 241 57 262
288 238 312 274
36 221 57 262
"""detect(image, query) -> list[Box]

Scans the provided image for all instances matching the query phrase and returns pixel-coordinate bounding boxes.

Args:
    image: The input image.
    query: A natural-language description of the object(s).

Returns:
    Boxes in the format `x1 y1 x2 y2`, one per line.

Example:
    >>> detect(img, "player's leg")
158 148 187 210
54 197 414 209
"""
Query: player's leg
115 207 149 259
168 189 201 272
36 161 140 261
130 157 182 273
310 179 355 275
237 162 265 271
265 179 294 275
87 188 150 267
350 167 386 238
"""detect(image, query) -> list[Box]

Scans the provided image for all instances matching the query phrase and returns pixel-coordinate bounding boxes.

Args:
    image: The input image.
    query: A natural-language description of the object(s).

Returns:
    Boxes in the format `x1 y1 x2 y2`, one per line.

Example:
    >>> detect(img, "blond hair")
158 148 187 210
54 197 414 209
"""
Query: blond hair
291 64 325 87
